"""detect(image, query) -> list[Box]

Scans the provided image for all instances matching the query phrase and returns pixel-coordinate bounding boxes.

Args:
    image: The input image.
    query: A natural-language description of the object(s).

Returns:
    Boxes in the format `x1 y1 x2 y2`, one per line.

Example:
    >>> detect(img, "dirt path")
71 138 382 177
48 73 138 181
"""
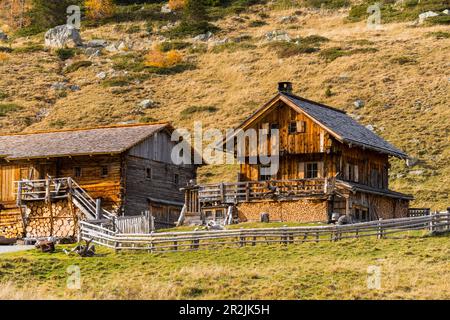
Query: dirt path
0 245 34 254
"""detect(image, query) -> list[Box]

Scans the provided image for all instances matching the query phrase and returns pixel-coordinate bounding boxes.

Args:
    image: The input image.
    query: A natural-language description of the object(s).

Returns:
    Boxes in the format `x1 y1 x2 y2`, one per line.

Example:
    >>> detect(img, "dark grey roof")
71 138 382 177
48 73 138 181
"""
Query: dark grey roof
336 180 414 200
281 93 407 158
0 123 169 160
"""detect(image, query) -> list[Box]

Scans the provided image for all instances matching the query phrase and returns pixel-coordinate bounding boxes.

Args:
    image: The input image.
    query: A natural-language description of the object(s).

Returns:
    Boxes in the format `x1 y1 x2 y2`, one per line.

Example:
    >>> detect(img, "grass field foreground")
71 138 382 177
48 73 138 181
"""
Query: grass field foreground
0 232 448 300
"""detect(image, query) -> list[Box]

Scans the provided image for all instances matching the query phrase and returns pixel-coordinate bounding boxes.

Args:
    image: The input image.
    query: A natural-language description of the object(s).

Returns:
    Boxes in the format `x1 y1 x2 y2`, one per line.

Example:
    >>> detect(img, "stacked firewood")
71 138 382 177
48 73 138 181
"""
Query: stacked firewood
0 210 23 238
24 201 79 238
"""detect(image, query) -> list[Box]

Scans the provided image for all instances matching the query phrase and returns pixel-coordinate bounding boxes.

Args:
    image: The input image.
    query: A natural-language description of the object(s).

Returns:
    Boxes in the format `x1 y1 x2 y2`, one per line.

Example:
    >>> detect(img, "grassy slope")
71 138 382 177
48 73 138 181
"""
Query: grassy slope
0 3 448 208
0 232 449 299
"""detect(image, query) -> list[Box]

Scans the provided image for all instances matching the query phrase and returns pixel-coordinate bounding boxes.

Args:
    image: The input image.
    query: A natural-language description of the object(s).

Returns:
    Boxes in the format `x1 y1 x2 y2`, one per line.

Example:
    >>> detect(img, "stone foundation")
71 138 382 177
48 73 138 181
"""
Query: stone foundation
237 199 328 223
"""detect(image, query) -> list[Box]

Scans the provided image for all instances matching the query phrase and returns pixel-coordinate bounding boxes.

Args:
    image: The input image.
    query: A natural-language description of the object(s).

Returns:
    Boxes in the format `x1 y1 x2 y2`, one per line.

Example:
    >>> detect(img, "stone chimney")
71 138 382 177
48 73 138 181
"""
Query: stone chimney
278 82 293 94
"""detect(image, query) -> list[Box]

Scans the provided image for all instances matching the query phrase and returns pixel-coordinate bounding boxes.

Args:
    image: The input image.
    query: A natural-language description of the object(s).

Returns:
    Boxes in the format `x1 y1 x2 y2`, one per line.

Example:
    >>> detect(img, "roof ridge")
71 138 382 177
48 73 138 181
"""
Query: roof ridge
281 92 347 114
0 122 170 137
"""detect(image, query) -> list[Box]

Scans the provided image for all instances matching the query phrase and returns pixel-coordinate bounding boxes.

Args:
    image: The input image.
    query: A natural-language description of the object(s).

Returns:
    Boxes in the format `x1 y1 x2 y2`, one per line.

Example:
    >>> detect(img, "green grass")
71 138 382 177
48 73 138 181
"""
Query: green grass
427 31 450 39
0 103 22 117
267 41 319 58
0 91 8 100
63 61 93 74
319 47 378 62
13 44 45 54
211 42 257 53
348 0 449 24
180 105 218 119
0 233 448 299
111 53 145 72
55 48 78 61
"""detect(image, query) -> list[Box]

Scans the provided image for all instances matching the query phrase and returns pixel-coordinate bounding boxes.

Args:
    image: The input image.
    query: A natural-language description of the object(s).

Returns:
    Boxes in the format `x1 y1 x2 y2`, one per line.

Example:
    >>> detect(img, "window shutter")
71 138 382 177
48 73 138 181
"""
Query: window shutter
354 165 359 182
298 162 305 179
296 121 306 133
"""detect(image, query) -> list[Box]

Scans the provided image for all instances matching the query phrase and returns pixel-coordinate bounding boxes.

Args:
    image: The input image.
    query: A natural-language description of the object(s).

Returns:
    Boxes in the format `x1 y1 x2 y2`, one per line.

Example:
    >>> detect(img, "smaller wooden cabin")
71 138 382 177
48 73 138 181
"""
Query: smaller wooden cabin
0 123 197 238
183 82 413 224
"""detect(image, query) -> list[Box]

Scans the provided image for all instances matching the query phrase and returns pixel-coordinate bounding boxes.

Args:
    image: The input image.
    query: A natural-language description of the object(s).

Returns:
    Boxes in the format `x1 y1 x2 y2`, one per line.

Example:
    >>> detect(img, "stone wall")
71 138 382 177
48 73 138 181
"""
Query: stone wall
237 199 328 223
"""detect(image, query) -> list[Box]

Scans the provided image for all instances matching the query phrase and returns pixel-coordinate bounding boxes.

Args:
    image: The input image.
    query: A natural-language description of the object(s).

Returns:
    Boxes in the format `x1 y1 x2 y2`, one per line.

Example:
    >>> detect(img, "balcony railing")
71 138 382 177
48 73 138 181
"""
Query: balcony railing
183 178 334 214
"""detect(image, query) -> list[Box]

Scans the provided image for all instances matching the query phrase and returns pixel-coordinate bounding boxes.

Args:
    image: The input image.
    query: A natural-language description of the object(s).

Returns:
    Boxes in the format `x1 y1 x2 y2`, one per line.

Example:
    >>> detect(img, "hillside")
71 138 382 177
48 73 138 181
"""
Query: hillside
0 1 449 209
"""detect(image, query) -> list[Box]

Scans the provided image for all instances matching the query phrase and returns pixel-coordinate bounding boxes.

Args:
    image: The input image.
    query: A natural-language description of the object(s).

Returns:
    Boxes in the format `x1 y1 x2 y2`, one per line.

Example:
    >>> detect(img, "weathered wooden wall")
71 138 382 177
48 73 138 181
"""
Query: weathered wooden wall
123 130 197 216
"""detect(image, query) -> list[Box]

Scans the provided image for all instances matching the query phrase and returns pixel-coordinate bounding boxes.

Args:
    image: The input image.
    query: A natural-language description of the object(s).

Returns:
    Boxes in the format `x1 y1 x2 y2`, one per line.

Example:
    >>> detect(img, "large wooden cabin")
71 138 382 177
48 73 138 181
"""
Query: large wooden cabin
0 123 197 238
183 82 413 224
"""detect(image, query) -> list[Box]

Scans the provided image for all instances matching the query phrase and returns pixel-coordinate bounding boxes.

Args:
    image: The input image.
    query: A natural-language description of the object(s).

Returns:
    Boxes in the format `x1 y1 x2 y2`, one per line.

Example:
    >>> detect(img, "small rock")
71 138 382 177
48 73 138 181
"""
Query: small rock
51 82 67 90
354 99 365 109
406 158 419 167
409 170 424 176
0 29 8 41
117 41 129 51
96 72 107 80
85 47 101 57
396 173 405 179
161 3 172 13
265 30 291 42
44 24 83 49
212 38 229 46
193 31 214 42
279 16 298 24
139 99 155 109
232 34 251 43
86 39 108 48
69 85 80 91
443 9 449 15
365 124 374 131
418 11 439 24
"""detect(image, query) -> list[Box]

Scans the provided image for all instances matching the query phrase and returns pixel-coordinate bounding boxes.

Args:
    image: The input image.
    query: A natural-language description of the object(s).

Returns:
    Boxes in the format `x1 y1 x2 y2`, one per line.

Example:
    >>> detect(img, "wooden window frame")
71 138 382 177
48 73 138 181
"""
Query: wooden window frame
305 162 319 179
100 165 109 178
174 173 180 185
259 164 273 181
288 121 297 134
297 121 306 133
146 167 152 180
74 167 82 178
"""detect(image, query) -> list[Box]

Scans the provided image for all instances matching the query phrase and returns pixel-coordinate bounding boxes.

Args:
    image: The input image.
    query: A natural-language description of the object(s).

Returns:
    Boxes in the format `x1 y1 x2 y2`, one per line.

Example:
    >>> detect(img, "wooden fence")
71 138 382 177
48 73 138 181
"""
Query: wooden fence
408 208 430 217
115 214 154 234
80 212 450 254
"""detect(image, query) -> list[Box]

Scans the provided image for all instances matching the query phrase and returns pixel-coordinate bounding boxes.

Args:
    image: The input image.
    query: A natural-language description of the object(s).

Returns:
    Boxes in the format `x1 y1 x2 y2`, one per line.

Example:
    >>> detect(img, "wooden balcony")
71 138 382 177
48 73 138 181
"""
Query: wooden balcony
183 178 335 214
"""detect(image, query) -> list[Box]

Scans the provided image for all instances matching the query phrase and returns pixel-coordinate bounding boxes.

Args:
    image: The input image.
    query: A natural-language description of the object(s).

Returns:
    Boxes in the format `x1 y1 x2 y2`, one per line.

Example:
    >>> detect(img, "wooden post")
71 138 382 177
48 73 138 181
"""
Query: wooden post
220 183 225 203
252 236 256 246
239 227 245 247
45 176 50 203
245 182 250 201
377 218 383 239
282 225 288 245
315 231 319 243
95 198 102 220
16 182 22 206
429 212 435 233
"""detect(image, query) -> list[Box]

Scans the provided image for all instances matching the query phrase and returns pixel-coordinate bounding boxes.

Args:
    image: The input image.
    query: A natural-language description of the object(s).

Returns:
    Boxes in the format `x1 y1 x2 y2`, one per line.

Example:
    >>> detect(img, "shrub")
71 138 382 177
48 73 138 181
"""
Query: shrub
159 41 191 52
55 48 77 61
0 91 9 100
305 0 350 9
64 60 92 74
125 25 141 34
168 0 186 10
427 15 450 25
0 103 22 116
102 77 132 88
301 35 330 45
49 120 66 128
427 31 450 39
144 48 183 68
13 43 44 53
211 42 256 53
0 52 10 63
268 41 319 58
111 53 145 72
85 0 116 20
319 47 352 61
180 105 217 119
0 47 13 53
390 56 417 65
249 20 267 27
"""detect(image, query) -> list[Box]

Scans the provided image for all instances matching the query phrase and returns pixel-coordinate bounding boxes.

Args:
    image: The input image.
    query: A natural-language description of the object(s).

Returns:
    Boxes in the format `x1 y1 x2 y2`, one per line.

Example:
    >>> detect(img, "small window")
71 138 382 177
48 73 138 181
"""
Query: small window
215 209 224 220
146 168 152 180
100 165 108 177
306 163 318 179
288 121 297 134
297 121 306 133
74 167 82 178
205 210 213 218
174 174 179 185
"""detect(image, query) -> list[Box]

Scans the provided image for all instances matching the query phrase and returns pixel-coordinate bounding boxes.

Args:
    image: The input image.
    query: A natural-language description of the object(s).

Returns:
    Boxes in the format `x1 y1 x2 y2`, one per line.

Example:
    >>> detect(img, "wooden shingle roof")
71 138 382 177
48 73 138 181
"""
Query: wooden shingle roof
0 123 170 160
281 92 407 158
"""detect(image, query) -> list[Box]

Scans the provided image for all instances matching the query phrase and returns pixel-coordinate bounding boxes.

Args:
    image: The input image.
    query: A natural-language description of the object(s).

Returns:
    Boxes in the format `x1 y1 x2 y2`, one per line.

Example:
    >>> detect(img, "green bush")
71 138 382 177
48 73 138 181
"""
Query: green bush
300 35 330 45
126 25 142 34
427 15 450 25
0 91 9 100
13 44 45 54
181 105 218 119
211 42 256 53
64 61 93 74
268 41 319 58
159 41 191 52
305 0 350 9
319 47 352 62
111 53 145 72
55 48 77 61
0 47 13 53
249 20 267 27
0 103 22 117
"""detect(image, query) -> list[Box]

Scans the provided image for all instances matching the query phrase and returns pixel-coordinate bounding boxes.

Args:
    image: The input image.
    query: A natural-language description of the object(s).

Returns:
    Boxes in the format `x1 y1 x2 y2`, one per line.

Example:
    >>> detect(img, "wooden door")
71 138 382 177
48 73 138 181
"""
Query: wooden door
0 165 20 202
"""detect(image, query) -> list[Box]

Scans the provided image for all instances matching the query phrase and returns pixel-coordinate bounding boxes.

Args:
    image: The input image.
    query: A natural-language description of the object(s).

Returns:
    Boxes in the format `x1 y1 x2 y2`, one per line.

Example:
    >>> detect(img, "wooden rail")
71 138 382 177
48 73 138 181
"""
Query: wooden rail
183 178 333 214
80 212 450 253
408 208 430 217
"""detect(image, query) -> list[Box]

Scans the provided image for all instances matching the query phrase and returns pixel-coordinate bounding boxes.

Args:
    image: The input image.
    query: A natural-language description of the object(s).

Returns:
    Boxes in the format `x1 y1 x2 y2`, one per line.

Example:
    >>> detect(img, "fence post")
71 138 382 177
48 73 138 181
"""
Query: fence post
150 214 155 232
239 228 245 247
447 208 450 231
95 198 102 220
315 231 319 243
377 218 383 239
191 229 199 250
429 211 436 234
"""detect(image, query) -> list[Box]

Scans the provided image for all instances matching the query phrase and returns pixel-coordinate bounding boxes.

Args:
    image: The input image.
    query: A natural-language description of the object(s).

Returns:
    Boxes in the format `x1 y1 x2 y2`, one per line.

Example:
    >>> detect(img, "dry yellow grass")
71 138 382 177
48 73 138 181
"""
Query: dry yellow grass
0 6 448 208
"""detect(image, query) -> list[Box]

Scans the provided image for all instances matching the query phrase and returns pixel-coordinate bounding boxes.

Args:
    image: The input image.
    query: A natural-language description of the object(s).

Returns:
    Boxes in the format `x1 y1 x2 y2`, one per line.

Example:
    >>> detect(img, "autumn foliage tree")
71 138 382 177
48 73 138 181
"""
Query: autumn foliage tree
85 0 115 20
144 44 183 69
0 0 30 30
168 0 186 11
